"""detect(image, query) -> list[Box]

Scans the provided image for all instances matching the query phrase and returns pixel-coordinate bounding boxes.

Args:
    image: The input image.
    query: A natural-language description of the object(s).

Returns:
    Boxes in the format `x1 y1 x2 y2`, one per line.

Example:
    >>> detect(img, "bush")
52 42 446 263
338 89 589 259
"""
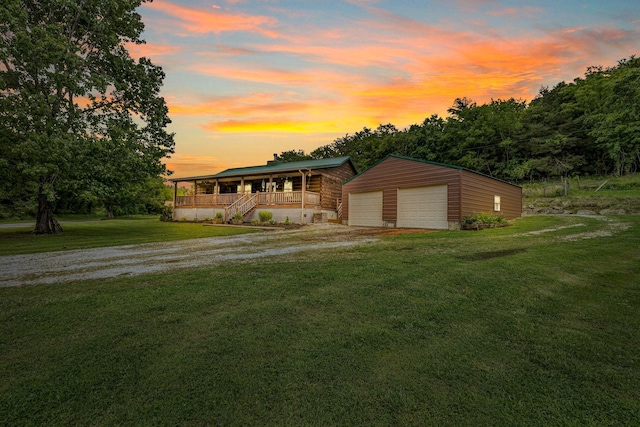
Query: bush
159 206 173 222
258 210 273 223
214 212 223 220
462 212 507 229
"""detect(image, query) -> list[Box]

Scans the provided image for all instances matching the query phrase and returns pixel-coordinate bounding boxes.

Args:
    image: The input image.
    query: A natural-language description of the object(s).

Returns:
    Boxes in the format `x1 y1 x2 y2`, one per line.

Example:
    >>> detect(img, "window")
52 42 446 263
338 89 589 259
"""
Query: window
284 178 293 192
494 195 501 211
236 183 252 193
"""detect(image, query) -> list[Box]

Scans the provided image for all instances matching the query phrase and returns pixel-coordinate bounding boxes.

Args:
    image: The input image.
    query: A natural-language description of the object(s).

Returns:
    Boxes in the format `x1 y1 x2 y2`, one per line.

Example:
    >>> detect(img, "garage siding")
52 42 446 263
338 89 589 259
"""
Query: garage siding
342 156 461 225
460 171 522 220
342 155 522 228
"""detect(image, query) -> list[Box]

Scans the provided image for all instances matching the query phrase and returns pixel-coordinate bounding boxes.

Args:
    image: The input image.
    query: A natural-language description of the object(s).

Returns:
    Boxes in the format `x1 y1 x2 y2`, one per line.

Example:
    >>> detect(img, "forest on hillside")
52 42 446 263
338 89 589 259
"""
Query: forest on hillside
281 56 640 182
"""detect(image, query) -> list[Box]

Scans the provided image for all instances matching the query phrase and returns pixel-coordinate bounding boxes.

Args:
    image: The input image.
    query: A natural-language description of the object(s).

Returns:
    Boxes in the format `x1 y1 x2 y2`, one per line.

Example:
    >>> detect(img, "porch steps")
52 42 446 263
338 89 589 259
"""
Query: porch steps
225 194 258 221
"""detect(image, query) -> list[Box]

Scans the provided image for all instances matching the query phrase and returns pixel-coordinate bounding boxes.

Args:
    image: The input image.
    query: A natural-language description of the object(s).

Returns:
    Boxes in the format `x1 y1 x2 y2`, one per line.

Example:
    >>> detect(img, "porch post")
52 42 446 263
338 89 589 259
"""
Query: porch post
240 177 245 194
172 181 177 220
269 175 273 205
214 179 219 205
300 170 306 223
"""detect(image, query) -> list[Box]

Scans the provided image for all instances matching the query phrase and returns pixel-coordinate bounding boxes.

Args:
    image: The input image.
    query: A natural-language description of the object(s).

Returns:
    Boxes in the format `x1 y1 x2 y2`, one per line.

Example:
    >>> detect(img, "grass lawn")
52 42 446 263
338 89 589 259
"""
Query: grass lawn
1 215 639 425
0 216 259 256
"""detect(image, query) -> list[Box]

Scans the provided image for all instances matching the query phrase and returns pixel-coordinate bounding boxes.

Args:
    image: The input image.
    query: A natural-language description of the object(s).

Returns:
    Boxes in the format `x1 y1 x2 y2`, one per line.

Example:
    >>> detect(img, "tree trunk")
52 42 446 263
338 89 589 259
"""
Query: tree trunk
34 190 53 234
34 182 63 234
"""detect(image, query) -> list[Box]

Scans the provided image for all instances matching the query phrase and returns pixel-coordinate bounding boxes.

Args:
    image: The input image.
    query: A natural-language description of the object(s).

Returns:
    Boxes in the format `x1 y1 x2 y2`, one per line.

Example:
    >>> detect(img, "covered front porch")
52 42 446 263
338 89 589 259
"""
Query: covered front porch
171 173 323 223
176 191 321 208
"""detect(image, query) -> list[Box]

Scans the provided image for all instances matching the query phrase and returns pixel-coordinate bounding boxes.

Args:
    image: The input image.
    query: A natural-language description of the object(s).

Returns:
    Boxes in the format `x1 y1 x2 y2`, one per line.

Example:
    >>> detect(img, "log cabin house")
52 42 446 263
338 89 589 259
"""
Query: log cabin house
169 156 357 224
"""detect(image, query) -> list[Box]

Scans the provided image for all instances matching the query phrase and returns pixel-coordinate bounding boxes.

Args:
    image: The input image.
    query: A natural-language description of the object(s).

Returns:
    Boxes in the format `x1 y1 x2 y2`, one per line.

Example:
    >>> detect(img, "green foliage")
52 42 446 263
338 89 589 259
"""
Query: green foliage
0 0 174 232
258 210 273 223
462 212 507 226
284 216 291 225
277 149 312 162
233 212 243 220
214 212 223 220
159 206 172 222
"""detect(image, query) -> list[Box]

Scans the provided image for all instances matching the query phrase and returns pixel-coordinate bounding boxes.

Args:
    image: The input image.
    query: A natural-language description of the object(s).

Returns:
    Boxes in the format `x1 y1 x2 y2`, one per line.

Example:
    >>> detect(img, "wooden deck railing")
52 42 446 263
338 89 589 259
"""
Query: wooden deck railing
176 191 321 208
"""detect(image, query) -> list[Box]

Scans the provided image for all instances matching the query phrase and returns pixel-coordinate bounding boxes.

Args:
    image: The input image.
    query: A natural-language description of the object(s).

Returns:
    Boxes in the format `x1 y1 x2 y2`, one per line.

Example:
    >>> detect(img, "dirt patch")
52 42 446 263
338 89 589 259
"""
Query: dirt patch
458 248 528 261
349 228 438 237
513 215 630 242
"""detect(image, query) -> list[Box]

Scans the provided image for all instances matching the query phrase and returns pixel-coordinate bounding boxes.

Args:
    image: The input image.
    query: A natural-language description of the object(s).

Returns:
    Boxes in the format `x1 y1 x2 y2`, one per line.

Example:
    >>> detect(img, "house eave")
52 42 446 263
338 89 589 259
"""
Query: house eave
168 156 355 183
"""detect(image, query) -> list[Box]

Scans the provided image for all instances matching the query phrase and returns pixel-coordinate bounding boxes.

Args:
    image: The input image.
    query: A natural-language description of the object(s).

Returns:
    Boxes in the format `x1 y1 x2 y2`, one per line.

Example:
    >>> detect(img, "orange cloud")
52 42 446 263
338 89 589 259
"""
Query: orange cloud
168 93 311 118
126 42 180 61
189 62 315 86
203 118 342 133
144 0 279 37
164 155 229 177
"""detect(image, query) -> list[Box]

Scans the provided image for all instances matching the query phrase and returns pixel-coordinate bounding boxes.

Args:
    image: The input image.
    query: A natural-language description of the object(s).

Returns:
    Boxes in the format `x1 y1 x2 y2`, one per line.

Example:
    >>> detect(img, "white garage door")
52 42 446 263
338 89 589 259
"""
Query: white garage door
349 191 383 227
397 185 448 229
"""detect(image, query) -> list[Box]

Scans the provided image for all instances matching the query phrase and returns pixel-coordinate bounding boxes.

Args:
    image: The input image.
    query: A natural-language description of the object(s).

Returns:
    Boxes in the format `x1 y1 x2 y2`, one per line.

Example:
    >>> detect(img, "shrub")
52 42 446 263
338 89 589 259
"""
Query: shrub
258 210 273 223
283 216 290 225
214 212 223 220
159 206 173 222
250 218 260 226
233 212 243 220
462 212 507 228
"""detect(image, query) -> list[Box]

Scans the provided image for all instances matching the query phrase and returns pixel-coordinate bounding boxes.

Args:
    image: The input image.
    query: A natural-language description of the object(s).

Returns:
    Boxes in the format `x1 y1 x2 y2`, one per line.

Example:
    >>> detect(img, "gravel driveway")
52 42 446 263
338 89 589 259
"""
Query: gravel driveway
0 224 381 287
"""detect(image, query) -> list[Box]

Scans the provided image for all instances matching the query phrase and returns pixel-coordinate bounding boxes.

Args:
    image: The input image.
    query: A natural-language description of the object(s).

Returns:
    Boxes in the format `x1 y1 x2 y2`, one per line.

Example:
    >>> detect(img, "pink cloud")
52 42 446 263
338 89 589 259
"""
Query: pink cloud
144 0 279 37
126 42 180 61
168 92 311 117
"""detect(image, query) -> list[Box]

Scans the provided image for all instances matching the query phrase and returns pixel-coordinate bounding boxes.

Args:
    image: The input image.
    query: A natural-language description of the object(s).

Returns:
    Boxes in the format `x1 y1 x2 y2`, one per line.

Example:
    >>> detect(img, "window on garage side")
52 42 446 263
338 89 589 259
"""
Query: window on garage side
494 195 501 211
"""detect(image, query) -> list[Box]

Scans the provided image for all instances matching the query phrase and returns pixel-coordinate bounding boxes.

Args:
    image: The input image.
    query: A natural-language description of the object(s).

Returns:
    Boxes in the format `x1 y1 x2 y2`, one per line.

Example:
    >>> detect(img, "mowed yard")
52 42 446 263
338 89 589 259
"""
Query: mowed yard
1 215 639 425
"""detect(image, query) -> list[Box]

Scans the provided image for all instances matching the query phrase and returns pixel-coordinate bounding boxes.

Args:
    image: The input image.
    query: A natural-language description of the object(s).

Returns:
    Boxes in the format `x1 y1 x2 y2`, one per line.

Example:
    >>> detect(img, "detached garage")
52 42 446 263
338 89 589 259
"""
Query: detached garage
342 155 522 230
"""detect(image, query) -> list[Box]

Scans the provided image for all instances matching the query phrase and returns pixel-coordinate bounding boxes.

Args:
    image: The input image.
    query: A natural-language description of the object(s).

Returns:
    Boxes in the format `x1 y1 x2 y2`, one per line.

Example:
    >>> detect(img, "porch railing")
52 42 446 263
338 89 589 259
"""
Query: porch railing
176 191 321 208
176 193 241 206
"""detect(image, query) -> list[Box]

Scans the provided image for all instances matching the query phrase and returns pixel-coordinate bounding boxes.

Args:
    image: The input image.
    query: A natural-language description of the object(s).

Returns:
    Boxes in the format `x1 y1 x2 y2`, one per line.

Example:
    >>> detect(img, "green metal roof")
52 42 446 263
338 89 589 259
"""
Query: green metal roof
169 156 354 182
344 154 521 188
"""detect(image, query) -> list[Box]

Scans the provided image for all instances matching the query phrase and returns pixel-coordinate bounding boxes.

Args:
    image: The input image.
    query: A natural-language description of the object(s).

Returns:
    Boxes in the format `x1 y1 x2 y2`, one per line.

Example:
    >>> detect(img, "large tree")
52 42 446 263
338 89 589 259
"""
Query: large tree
577 57 640 175
0 0 174 233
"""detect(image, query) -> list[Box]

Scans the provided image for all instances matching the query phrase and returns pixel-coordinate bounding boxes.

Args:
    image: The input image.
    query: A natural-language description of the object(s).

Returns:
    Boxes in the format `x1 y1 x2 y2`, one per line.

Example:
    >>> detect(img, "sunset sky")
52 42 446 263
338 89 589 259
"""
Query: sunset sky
133 0 639 178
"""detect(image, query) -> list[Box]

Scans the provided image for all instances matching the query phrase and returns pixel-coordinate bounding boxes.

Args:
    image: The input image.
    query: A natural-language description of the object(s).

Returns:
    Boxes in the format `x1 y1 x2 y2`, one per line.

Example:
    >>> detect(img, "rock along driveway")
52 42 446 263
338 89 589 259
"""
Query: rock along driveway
0 224 385 288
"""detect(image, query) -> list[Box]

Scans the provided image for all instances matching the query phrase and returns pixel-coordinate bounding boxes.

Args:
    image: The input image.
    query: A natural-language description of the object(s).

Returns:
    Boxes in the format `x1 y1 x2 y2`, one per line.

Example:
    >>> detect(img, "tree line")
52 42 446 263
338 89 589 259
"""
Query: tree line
281 56 640 181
